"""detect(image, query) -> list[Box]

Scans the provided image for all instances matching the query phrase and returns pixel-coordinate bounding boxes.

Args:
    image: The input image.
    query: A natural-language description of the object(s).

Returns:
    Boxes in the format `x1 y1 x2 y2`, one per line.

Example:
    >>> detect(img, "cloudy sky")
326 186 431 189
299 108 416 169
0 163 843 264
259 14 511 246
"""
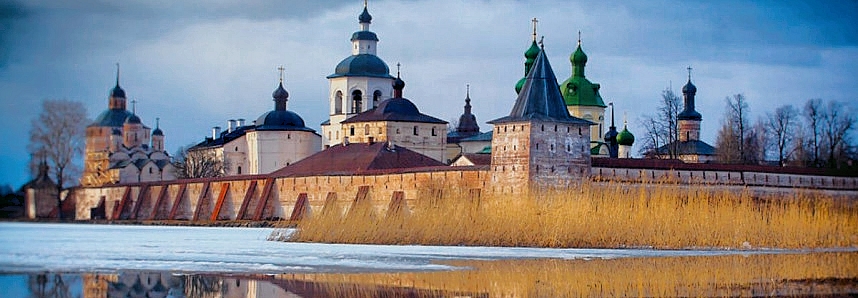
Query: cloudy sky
1 0 856 187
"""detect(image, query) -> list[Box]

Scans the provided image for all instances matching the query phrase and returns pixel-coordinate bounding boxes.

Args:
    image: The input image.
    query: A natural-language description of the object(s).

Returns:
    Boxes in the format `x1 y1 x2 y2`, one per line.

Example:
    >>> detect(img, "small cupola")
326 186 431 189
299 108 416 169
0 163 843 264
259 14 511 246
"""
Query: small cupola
359 1 372 24
392 63 405 98
273 66 290 111
152 118 164 136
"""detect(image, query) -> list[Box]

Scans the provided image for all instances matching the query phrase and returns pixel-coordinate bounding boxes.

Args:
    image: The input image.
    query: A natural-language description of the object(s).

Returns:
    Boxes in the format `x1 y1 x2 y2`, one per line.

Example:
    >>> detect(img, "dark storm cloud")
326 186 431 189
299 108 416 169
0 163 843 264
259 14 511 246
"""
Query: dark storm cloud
0 1 28 69
585 0 858 66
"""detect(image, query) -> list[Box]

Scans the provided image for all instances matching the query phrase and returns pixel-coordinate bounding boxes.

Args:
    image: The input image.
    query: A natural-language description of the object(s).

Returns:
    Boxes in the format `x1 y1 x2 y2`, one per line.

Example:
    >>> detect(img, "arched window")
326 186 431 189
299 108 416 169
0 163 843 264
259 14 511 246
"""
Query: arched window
373 90 382 108
350 125 355 136
334 91 343 114
413 126 419 136
351 90 363 113
431 127 437 136
364 124 370 135
237 166 241 175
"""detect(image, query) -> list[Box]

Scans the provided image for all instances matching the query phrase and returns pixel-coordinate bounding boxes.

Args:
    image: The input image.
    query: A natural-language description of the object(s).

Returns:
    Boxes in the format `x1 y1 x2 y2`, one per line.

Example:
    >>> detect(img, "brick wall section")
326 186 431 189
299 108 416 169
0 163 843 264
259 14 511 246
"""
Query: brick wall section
490 120 591 194
75 169 490 220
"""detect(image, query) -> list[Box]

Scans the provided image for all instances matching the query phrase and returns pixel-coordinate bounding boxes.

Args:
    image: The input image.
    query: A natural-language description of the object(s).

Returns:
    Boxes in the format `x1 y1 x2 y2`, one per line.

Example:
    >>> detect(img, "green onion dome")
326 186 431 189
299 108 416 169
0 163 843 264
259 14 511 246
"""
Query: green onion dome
617 125 635 146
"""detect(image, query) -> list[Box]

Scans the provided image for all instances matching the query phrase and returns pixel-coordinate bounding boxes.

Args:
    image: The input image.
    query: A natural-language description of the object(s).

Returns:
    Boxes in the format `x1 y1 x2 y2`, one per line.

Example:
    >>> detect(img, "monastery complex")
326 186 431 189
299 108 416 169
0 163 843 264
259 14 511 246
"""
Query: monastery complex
23 3 858 220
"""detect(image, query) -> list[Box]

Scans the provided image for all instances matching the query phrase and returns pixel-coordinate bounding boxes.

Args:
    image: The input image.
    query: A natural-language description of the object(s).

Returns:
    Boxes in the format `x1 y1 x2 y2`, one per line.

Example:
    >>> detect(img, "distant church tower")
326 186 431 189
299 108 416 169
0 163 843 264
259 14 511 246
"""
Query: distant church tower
678 67 702 142
489 41 593 194
560 32 607 148
321 1 395 148
456 85 480 137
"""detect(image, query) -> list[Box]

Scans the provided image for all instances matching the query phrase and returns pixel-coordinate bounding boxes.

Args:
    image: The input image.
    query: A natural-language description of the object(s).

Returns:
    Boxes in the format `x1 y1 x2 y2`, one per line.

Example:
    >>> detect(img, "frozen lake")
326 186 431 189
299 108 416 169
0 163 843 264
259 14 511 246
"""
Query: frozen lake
0 222 762 274
1 222 855 297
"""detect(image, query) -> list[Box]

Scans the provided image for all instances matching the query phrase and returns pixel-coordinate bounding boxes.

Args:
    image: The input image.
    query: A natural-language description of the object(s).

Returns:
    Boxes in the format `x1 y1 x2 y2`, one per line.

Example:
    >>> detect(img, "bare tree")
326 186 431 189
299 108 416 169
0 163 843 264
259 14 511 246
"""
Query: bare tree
765 104 799 166
716 94 754 163
173 145 225 179
28 273 76 298
638 115 662 157
803 98 823 166
28 99 88 219
820 100 855 168
715 117 741 163
745 118 767 164
640 87 681 158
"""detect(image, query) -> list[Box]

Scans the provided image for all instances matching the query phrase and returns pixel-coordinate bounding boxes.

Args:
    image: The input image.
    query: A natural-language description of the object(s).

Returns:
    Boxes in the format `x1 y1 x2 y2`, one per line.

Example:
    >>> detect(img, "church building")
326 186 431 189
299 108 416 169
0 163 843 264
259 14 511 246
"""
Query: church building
81 67 176 186
560 34 608 156
321 2 395 148
654 69 716 163
189 74 321 175
339 72 448 162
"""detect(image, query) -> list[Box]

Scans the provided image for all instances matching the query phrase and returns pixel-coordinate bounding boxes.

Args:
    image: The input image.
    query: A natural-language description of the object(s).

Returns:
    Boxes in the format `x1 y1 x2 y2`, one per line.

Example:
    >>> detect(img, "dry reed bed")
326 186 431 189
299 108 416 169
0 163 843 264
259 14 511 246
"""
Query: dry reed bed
278 252 858 297
292 183 858 249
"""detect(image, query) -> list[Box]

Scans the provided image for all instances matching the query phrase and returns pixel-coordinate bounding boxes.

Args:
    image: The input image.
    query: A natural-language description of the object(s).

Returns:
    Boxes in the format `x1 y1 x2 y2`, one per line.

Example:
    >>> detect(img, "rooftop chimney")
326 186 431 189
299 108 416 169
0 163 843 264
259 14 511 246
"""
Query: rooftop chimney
227 119 236 133
212 126 221 139
237 118 245 127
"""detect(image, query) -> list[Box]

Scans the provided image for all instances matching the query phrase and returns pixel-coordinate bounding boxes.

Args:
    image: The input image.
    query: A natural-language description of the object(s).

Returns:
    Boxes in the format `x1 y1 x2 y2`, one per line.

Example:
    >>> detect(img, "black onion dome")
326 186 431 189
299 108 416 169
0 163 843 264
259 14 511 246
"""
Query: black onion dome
393 76 405 90
110 84 126 98
682 80 697 94
152 127 163 136
359 5 372 23
328 54 393 79
124 114 142 124
273 82 289 99
254 110 314 132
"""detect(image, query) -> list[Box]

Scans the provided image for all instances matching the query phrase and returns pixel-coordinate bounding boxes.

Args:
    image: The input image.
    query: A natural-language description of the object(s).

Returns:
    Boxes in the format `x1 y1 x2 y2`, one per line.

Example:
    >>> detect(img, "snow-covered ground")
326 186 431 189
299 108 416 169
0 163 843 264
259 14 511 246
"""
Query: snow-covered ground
0 222 778 274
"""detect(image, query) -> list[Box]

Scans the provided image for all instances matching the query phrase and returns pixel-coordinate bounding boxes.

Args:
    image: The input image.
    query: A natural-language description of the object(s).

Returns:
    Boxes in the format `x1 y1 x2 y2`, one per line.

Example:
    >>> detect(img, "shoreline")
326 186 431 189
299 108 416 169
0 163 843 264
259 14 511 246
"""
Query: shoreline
0 218 291 228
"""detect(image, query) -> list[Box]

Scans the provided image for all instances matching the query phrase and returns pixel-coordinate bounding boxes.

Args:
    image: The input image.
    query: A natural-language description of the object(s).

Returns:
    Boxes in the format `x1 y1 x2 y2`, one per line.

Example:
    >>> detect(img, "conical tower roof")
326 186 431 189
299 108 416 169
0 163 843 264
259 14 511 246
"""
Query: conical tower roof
490 42 591 125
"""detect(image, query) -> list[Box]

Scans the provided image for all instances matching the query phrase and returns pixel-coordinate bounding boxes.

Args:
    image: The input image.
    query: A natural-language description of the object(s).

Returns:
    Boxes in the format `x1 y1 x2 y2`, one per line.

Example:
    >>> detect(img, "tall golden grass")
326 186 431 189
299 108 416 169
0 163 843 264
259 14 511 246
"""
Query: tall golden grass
278 252 858 297
292 182 858 249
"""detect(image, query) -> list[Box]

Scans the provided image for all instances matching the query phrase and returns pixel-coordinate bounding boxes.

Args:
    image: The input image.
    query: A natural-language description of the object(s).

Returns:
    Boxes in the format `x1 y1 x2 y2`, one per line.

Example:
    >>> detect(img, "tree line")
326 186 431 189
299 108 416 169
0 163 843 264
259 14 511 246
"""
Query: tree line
640 90 856 169
716 96 855 168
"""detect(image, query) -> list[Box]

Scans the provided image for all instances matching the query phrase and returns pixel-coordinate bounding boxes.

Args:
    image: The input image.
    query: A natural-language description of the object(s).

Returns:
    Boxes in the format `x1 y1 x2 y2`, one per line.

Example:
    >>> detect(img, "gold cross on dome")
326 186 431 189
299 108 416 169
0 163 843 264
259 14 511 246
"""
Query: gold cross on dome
531 18 538 41
277 65 285 82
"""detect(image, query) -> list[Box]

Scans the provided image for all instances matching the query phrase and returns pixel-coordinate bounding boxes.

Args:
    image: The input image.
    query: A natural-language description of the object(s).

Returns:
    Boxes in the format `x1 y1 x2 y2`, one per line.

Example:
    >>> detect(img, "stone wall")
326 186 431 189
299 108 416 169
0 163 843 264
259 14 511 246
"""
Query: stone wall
73 164 857 220
74 169 490 220
592 167 858 191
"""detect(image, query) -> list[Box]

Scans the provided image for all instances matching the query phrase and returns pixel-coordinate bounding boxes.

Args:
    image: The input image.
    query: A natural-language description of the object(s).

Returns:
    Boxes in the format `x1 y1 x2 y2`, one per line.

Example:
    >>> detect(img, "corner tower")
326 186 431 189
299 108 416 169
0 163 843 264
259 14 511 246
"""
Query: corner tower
560 32 606 147
489 40 593 194
322 1 395 149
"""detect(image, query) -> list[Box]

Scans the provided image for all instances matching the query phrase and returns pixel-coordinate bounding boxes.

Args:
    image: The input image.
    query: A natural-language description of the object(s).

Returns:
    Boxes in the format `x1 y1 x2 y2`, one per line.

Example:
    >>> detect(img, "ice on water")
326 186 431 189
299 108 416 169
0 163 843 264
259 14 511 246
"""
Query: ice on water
0 222 753 274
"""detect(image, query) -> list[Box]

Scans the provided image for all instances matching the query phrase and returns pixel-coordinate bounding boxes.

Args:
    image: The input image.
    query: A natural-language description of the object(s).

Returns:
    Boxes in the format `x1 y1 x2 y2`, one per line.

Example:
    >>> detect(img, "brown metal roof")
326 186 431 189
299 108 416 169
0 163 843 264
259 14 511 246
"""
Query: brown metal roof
456 153 492 166
271 142 446 177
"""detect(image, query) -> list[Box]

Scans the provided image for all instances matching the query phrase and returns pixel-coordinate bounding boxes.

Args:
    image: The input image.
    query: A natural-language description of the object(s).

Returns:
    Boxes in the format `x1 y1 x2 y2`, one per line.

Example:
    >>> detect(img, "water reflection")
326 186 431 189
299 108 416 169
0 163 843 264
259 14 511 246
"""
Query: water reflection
7 252 858 297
